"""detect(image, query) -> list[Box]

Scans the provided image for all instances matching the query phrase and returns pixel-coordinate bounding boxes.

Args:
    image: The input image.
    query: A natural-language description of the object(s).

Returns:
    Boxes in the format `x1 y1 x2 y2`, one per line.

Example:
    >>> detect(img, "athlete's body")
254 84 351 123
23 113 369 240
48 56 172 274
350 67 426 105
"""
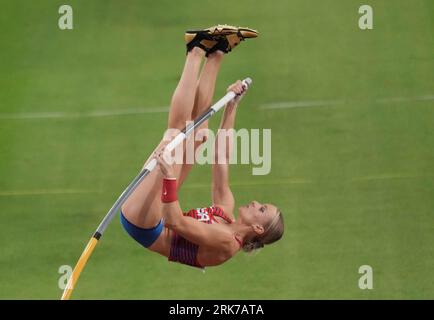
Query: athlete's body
121 25 284 268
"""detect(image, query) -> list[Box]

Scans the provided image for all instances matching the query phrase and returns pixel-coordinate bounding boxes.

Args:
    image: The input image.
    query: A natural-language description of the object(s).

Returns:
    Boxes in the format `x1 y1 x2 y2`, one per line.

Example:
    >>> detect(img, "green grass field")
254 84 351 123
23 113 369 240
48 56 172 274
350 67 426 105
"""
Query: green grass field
1 0 433 299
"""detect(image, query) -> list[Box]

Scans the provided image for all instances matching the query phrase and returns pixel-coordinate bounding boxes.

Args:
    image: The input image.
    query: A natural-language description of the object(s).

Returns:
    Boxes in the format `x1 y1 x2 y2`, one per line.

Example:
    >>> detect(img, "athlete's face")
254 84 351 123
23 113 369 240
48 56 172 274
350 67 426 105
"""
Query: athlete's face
238 201 279 234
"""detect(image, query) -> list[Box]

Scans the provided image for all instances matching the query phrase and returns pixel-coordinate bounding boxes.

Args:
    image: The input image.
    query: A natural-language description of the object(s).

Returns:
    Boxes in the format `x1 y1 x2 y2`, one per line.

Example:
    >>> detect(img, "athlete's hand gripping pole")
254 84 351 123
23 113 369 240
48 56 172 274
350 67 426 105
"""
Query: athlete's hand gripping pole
144 77 252 172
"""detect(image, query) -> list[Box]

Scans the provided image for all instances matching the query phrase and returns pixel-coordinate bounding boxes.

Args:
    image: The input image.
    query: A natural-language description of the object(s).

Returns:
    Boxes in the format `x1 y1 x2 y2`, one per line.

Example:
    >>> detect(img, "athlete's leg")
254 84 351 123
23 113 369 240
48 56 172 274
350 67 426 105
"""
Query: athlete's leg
121 47 205 229
178 50 225 185
146 50 224 256
168 47 205 130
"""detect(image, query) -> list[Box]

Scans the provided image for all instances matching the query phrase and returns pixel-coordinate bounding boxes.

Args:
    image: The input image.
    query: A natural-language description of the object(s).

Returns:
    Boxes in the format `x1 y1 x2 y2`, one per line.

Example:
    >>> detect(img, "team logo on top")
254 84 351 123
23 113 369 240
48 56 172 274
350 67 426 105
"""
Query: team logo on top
196 207 210 222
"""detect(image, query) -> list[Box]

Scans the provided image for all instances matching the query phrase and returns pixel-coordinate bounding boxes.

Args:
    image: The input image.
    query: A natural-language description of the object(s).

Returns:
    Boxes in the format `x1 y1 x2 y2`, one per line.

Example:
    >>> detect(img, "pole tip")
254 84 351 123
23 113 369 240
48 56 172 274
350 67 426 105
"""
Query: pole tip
242 77 253 89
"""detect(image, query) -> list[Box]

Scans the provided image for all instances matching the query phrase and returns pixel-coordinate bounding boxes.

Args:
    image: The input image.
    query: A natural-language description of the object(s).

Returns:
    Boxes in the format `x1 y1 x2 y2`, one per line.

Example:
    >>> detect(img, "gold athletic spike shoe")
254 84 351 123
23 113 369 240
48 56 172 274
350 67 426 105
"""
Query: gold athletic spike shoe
208 25 258 55
185 25 259 56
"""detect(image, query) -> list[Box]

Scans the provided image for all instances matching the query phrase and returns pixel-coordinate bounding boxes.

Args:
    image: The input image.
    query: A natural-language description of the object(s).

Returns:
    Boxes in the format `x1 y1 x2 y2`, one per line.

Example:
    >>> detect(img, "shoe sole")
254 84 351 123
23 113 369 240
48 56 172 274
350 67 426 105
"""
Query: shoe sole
208 24 259 37
186 27 238 37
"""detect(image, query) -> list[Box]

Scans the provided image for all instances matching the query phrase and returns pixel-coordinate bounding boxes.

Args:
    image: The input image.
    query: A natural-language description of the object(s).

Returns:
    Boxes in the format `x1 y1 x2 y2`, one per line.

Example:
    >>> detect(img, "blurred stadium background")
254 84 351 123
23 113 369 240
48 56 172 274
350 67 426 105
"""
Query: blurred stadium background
0 0 433 299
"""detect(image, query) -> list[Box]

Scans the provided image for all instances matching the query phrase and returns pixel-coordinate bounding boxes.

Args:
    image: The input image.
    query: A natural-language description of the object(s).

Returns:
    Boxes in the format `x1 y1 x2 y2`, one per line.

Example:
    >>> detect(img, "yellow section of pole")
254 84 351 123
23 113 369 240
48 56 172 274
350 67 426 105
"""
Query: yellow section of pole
61 237 99 300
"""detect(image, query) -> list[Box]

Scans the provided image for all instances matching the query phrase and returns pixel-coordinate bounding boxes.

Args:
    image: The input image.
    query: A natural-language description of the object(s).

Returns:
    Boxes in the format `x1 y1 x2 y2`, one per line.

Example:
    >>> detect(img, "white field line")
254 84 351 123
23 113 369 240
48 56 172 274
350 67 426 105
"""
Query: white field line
0 189 100 196
182 179 313 189
376 95 434 104
260 94 434 110
260 100 345 110
1 94 433 120
0 174 429 197
0 107 169 120
0 180 311 197
351 174 429 182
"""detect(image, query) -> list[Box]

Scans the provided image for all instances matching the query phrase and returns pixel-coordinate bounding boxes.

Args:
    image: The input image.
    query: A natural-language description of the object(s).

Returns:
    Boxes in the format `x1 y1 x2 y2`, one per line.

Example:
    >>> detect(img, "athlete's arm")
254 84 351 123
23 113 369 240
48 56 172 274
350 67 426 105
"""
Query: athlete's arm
212 81 245 219
155 151 234 250
163 200 235 250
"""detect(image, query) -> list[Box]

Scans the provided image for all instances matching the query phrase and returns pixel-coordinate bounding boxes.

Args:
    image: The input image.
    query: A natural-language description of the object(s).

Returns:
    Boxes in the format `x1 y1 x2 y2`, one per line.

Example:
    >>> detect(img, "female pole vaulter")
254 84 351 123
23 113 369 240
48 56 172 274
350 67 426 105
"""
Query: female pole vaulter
120 25 284 268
